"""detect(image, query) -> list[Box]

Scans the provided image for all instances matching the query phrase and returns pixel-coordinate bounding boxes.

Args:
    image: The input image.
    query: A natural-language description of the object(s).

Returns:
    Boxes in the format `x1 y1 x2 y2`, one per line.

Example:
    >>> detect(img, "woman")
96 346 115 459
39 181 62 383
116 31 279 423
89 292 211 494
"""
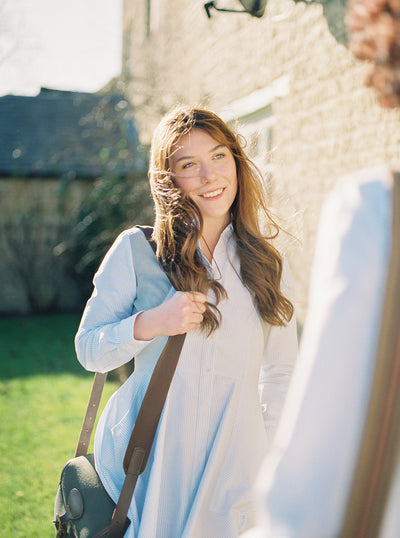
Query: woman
75 105 298 537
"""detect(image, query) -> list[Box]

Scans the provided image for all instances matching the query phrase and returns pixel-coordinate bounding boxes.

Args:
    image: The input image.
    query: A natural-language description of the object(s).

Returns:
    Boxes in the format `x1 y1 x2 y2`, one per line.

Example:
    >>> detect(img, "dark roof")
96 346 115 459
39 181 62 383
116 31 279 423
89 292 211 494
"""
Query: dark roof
0 88 141 179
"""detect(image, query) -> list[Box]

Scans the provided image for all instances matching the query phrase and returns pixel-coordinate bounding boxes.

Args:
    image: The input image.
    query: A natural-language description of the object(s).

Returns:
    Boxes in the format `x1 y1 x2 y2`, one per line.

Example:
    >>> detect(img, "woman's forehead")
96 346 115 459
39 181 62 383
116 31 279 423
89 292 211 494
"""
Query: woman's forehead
174 127 226 148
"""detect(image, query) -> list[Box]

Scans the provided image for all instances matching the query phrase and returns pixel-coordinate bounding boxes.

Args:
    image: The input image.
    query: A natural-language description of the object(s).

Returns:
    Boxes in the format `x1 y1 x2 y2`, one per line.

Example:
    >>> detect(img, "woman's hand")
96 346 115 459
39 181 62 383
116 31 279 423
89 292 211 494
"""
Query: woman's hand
133 291 207 340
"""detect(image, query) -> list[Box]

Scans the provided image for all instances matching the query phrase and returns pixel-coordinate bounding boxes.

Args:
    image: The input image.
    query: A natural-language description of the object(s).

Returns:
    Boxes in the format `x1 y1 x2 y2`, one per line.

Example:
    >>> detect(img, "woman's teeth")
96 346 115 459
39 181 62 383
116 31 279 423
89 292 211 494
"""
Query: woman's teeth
202 188 223 199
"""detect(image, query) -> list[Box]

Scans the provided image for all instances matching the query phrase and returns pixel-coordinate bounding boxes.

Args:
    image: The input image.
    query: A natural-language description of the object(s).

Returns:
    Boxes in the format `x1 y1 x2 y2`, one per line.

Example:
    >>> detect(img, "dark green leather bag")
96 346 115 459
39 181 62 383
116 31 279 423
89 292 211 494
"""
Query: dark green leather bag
54 453 126 538
53 371 131 538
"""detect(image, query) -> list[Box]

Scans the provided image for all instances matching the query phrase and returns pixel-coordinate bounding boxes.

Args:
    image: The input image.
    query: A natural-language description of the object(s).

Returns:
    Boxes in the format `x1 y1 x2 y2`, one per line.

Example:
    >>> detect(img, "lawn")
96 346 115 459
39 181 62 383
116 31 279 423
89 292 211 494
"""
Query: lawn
0 314 120 537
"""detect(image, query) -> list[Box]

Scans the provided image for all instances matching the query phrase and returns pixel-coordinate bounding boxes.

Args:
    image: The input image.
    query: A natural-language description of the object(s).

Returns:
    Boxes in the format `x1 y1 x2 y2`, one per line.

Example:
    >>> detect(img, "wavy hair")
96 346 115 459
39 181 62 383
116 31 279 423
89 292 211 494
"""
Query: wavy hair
346 0 400 108
149 105 294 335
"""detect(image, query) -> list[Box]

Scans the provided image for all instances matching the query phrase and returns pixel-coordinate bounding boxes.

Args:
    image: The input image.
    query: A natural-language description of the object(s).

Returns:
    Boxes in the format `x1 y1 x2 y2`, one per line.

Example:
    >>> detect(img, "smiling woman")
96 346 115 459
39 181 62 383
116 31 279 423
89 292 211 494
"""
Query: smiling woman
74 104 298 537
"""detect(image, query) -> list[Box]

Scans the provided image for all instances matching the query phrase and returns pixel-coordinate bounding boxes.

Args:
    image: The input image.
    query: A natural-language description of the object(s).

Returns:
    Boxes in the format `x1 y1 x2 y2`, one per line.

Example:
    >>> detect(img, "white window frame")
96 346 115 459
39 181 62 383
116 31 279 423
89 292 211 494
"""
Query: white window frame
147 0 160 36
219 75 290 193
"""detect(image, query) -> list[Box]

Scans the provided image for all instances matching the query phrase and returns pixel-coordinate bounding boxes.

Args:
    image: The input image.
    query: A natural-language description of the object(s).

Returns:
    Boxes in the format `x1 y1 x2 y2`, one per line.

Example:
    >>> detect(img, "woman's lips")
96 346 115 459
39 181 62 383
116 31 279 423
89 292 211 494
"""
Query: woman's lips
200 187 224 199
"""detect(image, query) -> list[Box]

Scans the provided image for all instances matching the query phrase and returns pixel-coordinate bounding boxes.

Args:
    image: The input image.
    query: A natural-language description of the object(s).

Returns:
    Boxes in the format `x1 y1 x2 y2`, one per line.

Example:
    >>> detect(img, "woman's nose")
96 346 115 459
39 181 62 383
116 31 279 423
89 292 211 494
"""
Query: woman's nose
199 161 216 182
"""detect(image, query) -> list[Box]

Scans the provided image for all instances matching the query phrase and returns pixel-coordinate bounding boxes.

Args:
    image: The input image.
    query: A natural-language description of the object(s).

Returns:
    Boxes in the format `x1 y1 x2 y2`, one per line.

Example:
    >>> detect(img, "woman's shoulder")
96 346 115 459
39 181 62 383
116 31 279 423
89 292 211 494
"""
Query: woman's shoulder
320 165 393 241
116 225 151 240
100 226 153 267
331 165 393 204
111 225 153 249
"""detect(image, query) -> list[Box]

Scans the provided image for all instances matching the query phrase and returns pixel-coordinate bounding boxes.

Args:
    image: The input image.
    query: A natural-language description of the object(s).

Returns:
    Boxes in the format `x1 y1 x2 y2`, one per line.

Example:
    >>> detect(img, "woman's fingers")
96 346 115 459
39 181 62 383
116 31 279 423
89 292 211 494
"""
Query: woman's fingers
186 291 207 313
167 292 207 333
194 293 207 311
134 291 208 340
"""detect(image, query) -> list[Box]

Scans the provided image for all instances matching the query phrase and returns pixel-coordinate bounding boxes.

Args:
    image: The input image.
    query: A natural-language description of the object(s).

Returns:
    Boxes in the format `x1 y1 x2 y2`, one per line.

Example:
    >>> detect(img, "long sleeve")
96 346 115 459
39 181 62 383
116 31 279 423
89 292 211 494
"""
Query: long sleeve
75 230 154 373
259 257 298 443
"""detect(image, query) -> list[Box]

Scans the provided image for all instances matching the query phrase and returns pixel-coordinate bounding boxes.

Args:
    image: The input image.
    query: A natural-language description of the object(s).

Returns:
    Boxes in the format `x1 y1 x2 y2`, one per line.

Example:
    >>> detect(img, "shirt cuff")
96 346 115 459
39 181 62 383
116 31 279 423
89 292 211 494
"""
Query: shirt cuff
119 311 155 347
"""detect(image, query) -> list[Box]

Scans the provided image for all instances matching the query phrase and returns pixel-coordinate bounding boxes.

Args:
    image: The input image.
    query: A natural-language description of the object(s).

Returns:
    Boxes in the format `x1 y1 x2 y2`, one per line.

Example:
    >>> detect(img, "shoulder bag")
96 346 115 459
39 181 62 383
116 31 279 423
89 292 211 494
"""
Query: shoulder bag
54 226 186 538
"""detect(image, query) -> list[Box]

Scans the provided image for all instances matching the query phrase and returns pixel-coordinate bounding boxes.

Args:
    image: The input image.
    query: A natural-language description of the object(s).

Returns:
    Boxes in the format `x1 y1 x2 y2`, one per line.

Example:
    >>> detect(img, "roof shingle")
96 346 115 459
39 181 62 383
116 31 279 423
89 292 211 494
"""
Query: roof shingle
0 88 140 179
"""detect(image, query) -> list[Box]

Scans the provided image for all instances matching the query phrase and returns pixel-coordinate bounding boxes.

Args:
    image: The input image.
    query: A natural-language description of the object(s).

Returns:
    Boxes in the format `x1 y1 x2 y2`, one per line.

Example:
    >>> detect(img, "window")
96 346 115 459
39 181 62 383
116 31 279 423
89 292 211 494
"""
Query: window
146 0 160 37
236 109 275 195
219 75 290 196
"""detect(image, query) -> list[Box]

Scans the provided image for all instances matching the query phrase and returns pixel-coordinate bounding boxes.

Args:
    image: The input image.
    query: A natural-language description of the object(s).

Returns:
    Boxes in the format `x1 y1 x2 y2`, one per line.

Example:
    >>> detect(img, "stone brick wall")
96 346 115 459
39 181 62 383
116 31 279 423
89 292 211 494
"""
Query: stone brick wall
0 178 91 313
122 0 400 323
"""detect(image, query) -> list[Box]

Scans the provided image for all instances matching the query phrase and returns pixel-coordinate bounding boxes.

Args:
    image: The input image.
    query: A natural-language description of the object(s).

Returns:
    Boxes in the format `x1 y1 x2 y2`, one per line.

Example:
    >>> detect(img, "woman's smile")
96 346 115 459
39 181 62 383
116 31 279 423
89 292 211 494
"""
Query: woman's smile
200 187 225 199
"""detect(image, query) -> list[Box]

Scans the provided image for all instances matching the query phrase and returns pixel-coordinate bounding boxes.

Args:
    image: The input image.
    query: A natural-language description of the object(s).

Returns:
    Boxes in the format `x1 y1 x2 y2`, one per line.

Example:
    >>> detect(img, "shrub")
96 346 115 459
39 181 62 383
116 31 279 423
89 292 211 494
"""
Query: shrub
57 172 154 306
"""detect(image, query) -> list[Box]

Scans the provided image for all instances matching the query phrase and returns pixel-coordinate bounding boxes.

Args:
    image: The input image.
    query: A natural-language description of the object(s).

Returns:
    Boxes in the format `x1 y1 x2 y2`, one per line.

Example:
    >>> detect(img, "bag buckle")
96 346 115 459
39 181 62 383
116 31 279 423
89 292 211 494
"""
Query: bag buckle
54 488 84 535
54 513 69 537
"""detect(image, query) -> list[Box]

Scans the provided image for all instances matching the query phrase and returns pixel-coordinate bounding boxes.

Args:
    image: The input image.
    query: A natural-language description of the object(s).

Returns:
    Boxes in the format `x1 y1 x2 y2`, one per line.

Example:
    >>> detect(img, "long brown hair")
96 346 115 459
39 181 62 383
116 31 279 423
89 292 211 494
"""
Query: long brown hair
346 0 400 108
149 105 294 334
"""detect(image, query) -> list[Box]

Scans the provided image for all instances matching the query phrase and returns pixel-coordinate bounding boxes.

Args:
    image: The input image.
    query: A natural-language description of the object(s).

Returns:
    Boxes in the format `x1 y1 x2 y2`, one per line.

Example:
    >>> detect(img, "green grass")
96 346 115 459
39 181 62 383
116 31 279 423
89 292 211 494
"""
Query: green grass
0 314 119 537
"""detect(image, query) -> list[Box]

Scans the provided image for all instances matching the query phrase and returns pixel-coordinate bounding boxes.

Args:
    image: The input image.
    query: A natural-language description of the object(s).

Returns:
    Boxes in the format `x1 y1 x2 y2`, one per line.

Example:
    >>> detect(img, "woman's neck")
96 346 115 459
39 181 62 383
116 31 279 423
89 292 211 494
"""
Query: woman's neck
200 219 230 263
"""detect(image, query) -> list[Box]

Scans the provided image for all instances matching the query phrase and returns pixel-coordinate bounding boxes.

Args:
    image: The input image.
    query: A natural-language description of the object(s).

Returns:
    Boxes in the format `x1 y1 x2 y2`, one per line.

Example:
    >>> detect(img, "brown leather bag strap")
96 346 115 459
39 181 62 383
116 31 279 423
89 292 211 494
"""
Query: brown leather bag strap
136 225 156 251
75 372 108 457
122 332 186 473
340 171 400 538
108 332 186 536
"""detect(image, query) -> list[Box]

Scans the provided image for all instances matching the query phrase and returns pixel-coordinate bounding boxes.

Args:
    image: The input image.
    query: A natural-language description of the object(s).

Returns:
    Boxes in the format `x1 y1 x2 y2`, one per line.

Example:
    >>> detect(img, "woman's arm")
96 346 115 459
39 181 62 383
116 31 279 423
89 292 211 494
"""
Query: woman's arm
75 229 207 373
254 168 393 537
75 230 152 372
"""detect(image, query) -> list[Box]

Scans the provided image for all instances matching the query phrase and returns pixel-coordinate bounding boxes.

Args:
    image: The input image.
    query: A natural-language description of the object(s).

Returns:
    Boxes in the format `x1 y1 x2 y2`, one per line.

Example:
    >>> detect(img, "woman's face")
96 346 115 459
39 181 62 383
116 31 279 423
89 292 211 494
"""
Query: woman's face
170 128 238 231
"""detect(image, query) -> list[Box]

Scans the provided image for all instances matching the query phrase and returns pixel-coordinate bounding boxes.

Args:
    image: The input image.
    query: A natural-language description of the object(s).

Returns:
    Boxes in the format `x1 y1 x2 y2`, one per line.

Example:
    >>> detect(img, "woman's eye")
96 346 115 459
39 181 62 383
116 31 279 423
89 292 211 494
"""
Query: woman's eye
182 162 195 169
214 153 225 160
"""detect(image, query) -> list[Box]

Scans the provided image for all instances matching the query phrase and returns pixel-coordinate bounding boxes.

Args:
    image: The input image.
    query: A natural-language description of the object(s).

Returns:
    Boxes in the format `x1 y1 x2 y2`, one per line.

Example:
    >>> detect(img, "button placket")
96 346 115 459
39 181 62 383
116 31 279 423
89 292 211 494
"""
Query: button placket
193 337 215 477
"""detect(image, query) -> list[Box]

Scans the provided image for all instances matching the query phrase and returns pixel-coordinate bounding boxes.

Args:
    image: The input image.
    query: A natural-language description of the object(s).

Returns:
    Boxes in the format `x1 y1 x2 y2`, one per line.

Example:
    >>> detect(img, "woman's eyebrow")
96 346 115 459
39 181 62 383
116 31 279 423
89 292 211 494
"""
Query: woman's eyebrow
209 144 226 153
175 154 195 163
